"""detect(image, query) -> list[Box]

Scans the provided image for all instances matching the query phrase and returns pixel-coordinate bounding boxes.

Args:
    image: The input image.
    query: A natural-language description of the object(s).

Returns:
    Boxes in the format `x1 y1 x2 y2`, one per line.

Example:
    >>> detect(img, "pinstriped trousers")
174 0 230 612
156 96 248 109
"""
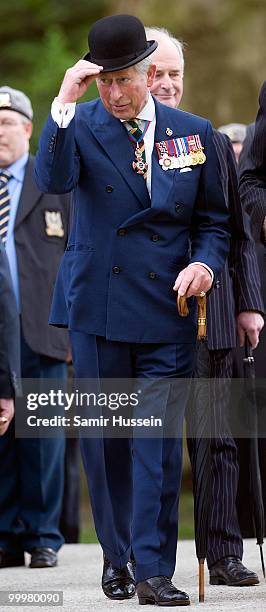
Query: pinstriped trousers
187 342 243 568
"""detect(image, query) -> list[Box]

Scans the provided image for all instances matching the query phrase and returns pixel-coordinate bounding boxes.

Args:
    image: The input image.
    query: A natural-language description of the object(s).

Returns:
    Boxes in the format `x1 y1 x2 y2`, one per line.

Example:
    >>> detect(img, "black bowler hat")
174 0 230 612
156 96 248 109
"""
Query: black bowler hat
84 14 158 72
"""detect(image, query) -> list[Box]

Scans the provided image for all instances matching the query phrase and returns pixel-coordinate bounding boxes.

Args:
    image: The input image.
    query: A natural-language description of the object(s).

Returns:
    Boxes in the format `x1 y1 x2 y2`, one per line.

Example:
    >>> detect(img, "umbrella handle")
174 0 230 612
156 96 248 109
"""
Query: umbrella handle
199 559 205 603
244 335 253 359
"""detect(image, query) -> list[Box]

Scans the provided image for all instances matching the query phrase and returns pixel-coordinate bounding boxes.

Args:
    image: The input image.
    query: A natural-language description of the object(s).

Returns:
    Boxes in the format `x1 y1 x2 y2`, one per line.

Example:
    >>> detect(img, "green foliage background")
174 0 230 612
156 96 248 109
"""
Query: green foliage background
1 0 266 150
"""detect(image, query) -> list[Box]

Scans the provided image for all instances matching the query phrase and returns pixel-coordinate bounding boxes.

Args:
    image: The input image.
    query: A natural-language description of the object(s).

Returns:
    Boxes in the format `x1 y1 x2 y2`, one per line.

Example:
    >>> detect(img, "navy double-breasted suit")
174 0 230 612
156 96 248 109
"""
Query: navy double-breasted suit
36 98 229 342
35 96 230 580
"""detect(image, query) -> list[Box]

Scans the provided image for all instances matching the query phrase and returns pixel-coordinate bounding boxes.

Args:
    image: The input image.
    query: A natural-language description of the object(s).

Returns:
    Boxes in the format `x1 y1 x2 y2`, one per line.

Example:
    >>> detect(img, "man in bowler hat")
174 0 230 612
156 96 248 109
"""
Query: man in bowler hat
35 14 230 606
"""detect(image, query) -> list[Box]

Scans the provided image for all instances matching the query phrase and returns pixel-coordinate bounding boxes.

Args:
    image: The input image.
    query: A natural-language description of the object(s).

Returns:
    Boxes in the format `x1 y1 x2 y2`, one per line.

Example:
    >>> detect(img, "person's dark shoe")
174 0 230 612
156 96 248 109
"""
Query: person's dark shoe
29 547 57 568
137 576 190 606
102 555 135 600
209 557 259 586
0 548 25 568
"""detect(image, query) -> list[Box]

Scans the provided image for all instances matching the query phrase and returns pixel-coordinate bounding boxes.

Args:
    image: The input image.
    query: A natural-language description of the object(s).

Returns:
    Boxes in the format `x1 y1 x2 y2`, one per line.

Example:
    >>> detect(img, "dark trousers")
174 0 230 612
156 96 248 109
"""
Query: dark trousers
70 331 195 582
60 437 80 543
0 330 66 553
187 343 243 568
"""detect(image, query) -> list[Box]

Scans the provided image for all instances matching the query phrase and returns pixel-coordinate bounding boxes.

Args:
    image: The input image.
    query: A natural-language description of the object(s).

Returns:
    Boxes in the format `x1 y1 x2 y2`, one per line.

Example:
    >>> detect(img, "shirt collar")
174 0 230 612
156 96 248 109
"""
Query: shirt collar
137 93 155 122
1 152 29 182
120 93 155 124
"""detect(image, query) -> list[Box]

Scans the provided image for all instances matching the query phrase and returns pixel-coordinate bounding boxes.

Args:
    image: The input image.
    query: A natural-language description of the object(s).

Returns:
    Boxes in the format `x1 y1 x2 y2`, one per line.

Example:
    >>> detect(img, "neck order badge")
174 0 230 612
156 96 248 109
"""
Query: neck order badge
126 120 151 179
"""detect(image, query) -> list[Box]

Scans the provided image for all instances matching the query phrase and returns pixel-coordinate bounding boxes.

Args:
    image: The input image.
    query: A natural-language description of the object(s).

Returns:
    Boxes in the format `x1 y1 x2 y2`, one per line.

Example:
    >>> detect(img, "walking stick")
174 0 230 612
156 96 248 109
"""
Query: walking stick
177 293 207 339
177 292 208 602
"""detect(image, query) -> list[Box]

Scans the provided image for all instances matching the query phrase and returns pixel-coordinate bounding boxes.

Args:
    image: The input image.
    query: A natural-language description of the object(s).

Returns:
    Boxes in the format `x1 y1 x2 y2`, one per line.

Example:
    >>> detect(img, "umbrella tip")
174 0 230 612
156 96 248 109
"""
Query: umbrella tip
259 545 265 578
199 594 204 603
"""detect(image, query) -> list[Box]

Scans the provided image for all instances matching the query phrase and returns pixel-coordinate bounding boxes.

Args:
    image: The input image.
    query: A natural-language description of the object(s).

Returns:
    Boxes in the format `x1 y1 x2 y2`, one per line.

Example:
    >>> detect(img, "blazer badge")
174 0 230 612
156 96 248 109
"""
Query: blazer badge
0 93 12 108
44 210 64 237
156 134 206 170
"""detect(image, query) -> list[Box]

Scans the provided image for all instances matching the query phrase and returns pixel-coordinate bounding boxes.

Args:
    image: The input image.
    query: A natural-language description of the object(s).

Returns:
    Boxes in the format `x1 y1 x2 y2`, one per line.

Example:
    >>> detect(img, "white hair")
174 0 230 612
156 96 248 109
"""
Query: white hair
145 26 184 76
134 56 153 75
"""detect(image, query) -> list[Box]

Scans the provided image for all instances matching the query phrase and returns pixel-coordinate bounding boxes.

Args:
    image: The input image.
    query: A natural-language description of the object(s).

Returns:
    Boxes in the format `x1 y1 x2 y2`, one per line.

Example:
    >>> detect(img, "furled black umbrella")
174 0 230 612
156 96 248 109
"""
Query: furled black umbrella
186 339 212 603
243 336 265 578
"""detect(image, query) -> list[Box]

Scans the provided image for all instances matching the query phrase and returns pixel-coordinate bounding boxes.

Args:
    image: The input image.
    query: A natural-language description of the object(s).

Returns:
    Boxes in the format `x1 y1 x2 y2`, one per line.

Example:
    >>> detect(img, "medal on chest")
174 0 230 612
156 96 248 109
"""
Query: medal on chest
156 133 207 170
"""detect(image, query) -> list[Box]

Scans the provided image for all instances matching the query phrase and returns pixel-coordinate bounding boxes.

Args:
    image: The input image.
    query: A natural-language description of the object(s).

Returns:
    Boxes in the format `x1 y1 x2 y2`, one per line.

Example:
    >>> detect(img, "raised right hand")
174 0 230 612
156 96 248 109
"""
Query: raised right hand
57 59 103 104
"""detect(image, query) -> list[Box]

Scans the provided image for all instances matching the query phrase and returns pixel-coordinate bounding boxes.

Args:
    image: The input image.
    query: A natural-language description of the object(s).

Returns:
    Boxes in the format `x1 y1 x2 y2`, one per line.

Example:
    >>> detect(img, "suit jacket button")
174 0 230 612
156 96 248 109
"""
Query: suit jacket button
112 266 121 274
117 229 126 236
106 185 114 193
148 272 157 279
214 280 220 288
175 203 182 212
151 234 160 241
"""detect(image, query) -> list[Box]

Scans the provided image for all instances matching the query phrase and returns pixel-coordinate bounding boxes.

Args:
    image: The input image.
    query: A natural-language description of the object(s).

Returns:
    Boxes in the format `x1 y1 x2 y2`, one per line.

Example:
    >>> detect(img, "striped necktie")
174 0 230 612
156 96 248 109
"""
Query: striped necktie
0 170 11 245
126 120 148 180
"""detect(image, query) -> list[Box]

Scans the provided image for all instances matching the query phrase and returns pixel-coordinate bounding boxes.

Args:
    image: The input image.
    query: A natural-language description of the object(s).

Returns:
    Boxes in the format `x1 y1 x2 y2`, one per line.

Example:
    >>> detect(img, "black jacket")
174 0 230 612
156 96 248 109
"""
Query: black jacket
206 131 264 349
0 238 20 397
239 81 266 241
15 155 70 360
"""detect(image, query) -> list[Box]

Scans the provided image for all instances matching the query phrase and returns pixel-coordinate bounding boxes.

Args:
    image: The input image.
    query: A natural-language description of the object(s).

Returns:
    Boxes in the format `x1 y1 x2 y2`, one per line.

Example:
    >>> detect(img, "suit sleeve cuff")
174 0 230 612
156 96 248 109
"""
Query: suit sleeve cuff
0 372 14 399
188 262 214 282
51 98 76 128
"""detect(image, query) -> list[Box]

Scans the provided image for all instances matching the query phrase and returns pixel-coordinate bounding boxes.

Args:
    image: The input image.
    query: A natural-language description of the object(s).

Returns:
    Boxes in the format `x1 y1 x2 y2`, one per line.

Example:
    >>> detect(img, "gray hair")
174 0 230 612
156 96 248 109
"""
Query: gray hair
134 56 153 75
145 26 184 76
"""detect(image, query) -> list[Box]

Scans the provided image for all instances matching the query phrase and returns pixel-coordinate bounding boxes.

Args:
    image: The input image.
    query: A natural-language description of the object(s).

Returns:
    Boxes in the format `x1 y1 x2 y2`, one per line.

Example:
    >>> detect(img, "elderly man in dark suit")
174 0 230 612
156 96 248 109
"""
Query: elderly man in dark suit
0 86 69 569
239 85 266 234
35 14 230 606
0 236 20 436
147 26 264 587
239 85 266 536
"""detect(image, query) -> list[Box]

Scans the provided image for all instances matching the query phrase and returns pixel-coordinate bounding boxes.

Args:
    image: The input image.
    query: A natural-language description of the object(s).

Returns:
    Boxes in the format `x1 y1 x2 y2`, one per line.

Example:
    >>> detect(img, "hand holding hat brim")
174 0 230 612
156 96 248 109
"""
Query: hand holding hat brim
57 59 103 104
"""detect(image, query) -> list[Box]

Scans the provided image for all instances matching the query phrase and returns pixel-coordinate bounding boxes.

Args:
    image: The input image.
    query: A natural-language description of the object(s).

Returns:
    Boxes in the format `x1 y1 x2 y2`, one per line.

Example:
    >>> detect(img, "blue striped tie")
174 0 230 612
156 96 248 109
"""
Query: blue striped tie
0 170 11 245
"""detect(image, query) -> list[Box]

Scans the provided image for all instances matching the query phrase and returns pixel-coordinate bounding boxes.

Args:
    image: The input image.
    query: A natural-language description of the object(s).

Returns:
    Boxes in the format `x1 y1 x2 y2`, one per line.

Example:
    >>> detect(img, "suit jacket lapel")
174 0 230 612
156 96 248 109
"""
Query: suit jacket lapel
87 104 151 210
15 156 41 229
151 99 180 211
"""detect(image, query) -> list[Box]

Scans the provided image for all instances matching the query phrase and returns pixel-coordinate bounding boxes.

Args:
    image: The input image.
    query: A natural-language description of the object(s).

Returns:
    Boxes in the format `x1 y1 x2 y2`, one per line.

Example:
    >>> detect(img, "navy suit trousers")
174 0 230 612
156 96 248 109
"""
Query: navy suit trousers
70 332 195 582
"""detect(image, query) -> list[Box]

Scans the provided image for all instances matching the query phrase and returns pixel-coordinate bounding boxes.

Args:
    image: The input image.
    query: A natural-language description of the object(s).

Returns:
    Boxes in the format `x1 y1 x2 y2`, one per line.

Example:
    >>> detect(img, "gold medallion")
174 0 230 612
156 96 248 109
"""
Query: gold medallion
197 151 207 164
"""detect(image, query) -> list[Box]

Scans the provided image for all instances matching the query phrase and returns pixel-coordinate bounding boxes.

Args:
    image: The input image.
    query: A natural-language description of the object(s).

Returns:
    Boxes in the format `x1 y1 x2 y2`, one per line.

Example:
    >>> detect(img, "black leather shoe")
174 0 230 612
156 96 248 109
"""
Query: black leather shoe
137 576 190 606
102 555 135 600
29 547 57 568
0 548 25 568
209 557 259 586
